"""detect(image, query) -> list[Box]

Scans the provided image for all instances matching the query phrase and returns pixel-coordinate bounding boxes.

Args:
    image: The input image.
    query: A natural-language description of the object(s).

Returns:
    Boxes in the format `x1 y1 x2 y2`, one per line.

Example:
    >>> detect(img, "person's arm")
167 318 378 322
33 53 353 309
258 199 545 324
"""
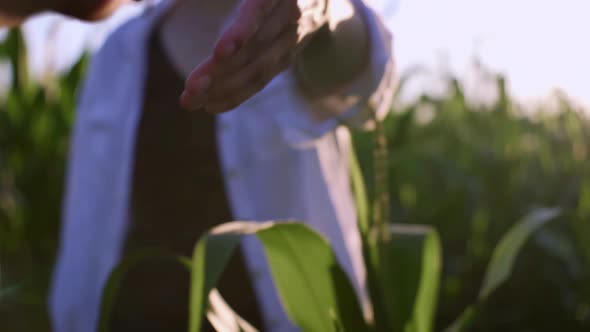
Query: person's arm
179 0 375 114
0 0 130 26
293 0 395 125
294 0 370 98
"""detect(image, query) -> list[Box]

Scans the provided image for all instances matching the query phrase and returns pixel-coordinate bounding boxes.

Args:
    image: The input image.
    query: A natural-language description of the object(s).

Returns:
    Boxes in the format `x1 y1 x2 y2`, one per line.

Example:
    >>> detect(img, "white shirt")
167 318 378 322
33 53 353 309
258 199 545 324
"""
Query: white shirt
49 1 395 331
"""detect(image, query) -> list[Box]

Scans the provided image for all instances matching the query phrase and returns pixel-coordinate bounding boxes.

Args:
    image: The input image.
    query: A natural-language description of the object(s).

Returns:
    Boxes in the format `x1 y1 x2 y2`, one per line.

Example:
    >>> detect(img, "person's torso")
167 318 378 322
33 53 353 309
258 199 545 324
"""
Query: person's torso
111 33 261 332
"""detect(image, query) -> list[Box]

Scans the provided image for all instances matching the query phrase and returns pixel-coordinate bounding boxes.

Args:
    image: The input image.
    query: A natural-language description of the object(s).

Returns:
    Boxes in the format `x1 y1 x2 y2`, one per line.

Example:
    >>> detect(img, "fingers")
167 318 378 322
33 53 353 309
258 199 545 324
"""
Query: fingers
255 0 301 44
215 0 300 76
204 25 298 113
205 83 264 114
213 0 280 60
180 55 216 110
214 41 256 77
213 26 297 99
181 0 303 113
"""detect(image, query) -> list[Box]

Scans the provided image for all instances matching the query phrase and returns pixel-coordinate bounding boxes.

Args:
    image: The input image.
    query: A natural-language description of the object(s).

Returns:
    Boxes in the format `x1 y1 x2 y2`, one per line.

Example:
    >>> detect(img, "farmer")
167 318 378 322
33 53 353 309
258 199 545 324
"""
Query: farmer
3 0 395 331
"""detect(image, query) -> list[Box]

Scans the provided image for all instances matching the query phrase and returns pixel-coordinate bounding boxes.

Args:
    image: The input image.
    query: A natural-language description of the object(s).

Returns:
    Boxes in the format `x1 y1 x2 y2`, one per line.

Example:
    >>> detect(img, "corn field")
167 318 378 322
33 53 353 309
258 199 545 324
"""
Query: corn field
1 28 590 331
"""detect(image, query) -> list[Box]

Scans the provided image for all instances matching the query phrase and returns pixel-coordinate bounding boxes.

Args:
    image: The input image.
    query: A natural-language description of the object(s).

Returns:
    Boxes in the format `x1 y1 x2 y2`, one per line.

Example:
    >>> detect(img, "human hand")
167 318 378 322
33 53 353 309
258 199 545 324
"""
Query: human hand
180 0 328 113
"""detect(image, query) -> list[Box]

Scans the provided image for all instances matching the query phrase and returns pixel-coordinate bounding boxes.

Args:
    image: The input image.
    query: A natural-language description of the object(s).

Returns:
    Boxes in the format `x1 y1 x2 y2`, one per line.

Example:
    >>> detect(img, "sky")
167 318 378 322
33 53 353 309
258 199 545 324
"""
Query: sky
12 0 590 108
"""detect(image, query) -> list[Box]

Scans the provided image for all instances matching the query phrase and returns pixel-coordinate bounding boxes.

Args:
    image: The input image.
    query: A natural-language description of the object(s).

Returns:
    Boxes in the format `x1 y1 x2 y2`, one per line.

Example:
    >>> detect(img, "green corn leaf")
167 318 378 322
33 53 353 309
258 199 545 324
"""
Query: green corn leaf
97 247 257 332
98 251 256 332
98 249 185 332
478 207 562 300
445 207 562 332
573 180 590 267
0 29 30 96
384 224 442 332
350 133 390 330
443 306 476 332
577 179 590 219
256 222 368 332
350 137 370 237
188 221 368 332
98 222 366 332
571 215 590 268
188 222 249 332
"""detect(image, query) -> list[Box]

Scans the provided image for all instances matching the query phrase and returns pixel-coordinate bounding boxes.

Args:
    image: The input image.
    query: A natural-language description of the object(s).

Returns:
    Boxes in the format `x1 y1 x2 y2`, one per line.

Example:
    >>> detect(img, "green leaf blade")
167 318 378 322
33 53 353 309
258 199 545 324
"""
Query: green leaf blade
256 223 368 332
98 249 183 332
445 207 562 332
384 224 442 332
187 221 367 332
478 207 562 300
188 222 265 332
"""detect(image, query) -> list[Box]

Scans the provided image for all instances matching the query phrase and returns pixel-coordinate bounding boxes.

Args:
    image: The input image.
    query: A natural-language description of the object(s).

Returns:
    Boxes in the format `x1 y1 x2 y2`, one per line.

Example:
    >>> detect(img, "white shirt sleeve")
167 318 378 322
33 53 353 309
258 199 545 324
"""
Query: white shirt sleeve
268 0 396 145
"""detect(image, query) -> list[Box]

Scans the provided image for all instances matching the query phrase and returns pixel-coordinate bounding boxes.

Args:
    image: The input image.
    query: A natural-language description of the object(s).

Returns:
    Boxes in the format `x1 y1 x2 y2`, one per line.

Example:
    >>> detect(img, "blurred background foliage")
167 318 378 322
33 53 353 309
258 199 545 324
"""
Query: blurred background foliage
353 71 590 330
0 29 88 331
1 26 590 331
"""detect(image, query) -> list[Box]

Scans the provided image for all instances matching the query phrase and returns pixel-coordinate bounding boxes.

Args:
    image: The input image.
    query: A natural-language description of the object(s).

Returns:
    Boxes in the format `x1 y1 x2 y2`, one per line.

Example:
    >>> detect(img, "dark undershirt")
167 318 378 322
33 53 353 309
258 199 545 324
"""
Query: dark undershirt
111 33 262 332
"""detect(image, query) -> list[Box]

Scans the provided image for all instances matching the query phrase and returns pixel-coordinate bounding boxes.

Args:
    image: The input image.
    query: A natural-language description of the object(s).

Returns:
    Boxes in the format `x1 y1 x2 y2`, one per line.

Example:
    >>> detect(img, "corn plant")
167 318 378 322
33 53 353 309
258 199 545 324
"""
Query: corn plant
98 169 563 332
352 71 590 331
2 26 590 332
97 82 569 331
0 29 87 331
